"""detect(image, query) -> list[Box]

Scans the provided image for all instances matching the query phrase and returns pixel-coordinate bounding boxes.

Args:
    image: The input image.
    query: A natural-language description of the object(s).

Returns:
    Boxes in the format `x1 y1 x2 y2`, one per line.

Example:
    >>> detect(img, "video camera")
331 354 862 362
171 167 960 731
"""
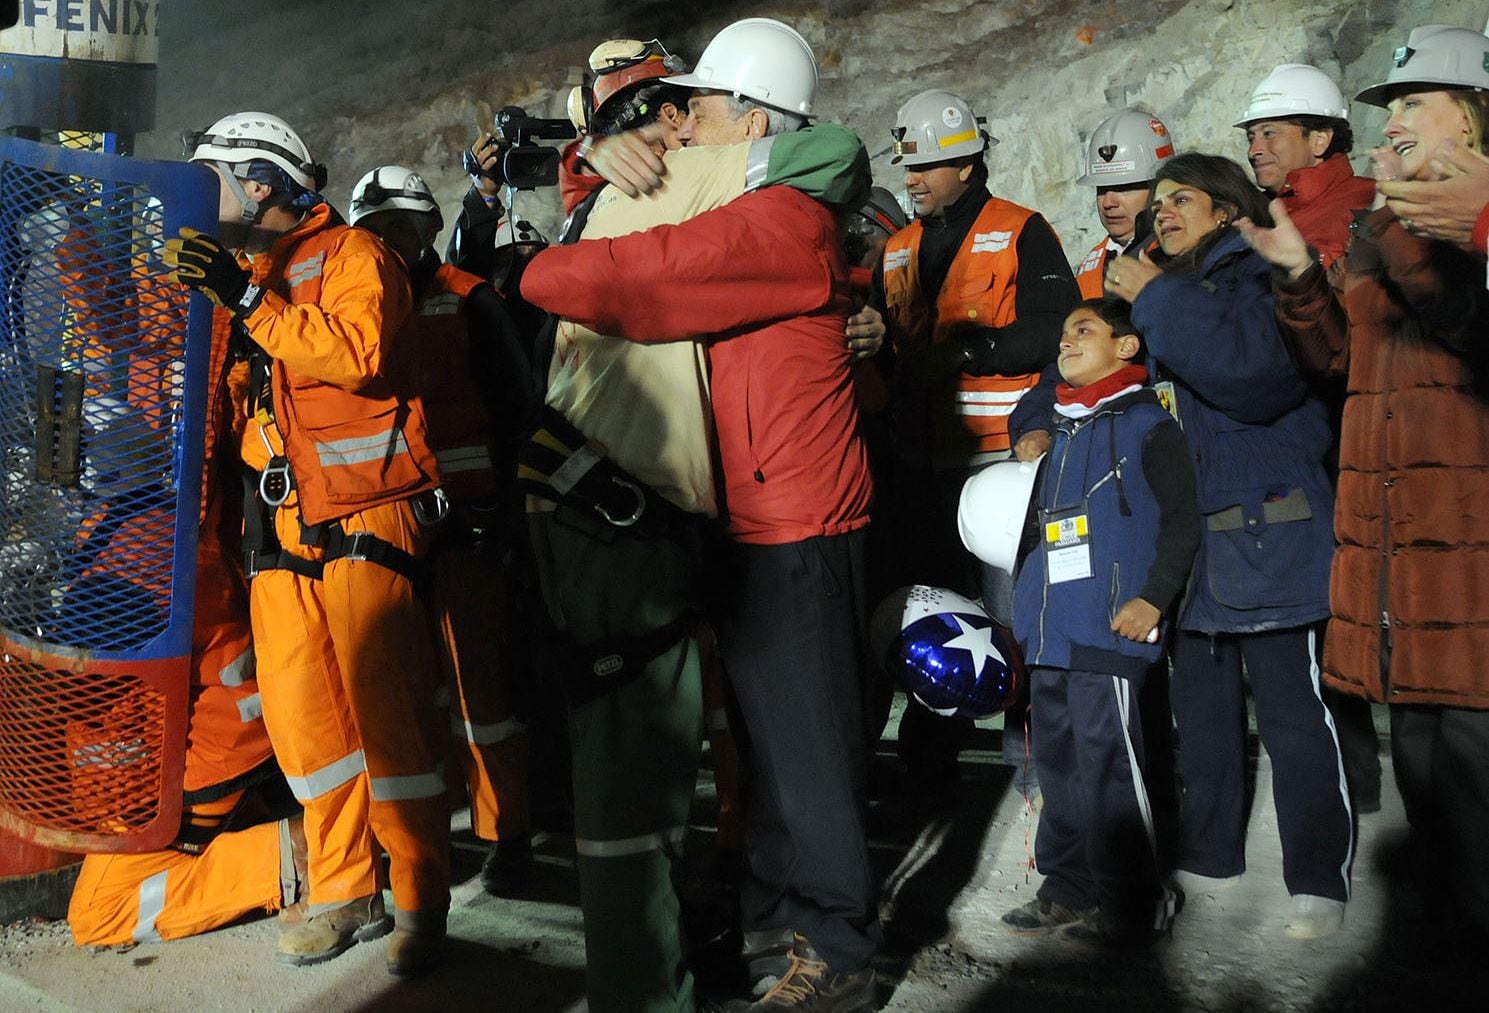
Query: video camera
479 106 578 191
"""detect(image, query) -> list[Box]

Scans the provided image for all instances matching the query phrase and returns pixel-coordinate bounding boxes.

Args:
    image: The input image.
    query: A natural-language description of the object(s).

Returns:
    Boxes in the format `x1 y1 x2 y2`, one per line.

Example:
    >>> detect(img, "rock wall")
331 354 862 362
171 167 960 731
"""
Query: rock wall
145 0 1489 263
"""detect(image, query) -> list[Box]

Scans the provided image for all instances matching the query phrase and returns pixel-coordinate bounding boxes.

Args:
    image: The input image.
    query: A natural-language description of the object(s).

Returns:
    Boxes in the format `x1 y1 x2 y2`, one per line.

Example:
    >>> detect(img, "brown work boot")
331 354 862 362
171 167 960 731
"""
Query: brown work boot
276 814 310 927
386 926 444 977
999 896 1092 934
747 934 876 1011
277 894 392 966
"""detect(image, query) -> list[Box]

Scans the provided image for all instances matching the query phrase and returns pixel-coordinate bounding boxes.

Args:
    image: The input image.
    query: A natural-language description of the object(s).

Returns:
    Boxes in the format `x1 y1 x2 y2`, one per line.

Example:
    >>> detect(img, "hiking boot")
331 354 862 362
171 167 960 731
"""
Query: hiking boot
276 814 309 928
386 926 444 977
742 926 796 998
1284 894 1344 940
479 832 533 896
277 894 392 966
747 934 876 1011
1000 896 1091 934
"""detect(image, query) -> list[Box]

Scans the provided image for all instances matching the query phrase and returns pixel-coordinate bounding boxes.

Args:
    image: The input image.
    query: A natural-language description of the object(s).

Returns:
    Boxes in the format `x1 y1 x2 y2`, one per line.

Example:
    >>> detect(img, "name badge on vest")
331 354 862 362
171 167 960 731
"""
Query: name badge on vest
1043 504 1093 584
1153 380 1181 426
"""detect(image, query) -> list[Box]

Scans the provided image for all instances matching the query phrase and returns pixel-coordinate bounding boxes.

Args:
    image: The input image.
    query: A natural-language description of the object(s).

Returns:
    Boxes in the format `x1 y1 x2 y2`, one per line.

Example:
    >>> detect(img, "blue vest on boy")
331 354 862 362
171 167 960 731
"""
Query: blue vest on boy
1013 390 1174 678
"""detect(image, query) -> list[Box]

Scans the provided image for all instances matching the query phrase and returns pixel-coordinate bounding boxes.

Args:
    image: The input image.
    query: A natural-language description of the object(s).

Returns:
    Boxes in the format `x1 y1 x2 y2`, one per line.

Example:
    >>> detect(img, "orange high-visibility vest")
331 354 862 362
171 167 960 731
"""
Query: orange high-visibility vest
882 197 1042 457
238 205 440 526
403 264 502 504
1075 237 1117 301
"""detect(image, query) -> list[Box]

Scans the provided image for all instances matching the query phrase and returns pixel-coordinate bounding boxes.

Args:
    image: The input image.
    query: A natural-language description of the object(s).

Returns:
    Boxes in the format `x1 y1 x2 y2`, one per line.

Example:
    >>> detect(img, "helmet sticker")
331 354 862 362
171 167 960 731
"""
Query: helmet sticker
1149 118 1168 137
942 106 964 129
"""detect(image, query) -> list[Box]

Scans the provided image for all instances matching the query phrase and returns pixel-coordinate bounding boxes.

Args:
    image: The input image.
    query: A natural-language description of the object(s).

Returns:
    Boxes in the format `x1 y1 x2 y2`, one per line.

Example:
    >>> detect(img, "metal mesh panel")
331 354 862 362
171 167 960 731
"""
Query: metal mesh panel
0 138 214 851
0 655 167 836
0 154 185 653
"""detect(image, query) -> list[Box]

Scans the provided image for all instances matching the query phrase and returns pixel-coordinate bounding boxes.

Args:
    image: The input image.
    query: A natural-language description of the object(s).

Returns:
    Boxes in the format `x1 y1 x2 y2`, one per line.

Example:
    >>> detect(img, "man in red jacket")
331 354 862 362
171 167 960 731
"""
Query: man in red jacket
1237 64 1376 267
522 17 880 1013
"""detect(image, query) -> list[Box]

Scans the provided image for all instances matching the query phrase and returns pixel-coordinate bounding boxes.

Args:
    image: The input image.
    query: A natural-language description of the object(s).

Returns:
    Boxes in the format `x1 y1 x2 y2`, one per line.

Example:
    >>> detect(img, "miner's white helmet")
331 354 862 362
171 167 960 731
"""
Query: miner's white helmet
664 18 817 117
1235 64 1350 126
1356 25 1489 107
348 165 441 228
891 89 996 167
1077 109 1176 186
188 112 324 191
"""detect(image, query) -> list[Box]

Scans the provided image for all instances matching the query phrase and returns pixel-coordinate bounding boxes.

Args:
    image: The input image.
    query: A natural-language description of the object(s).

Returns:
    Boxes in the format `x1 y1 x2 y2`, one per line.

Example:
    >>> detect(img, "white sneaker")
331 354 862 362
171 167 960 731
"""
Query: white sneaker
1171 869 1242 896
1284 894 1345 939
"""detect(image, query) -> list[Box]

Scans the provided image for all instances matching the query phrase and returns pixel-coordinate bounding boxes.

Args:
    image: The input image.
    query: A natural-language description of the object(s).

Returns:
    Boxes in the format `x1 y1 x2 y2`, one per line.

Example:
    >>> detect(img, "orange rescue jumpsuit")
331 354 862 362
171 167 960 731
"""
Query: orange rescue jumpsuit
237 203 449 929
68 277 286 946
403 264 529 842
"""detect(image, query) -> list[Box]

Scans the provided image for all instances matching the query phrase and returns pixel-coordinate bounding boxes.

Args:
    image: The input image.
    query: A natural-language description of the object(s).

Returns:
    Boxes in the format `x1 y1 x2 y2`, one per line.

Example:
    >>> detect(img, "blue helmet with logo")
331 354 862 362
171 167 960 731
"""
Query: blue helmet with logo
870 585 1023 719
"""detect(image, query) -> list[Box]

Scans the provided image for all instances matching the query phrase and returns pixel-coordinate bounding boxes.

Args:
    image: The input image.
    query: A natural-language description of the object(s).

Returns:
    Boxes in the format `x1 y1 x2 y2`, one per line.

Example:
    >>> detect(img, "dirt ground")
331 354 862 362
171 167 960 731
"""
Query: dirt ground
1 702 1484 1012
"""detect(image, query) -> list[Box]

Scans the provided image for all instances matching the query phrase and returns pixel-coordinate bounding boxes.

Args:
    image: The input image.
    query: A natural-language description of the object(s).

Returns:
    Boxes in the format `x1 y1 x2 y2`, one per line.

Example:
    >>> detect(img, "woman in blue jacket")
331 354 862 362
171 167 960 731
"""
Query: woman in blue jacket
1105 153 1353 940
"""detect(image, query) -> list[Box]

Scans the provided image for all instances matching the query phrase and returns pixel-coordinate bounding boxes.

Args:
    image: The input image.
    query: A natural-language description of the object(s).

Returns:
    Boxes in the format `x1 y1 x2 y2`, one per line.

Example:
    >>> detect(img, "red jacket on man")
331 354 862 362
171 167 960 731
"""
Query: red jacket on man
521 186 873 545
1276 153 1376 268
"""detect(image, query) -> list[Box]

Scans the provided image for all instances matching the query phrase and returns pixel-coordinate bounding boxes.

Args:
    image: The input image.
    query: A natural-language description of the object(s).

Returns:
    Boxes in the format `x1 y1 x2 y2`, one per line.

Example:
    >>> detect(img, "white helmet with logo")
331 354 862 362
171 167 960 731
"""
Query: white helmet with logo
348 165 441 228
891 89 997 167
1076 109 1176 186
1356 25 1489 107
664 18 817 116
187 112 324 191
495 219 548 250
957 455 1044 576
1234 65 1349 127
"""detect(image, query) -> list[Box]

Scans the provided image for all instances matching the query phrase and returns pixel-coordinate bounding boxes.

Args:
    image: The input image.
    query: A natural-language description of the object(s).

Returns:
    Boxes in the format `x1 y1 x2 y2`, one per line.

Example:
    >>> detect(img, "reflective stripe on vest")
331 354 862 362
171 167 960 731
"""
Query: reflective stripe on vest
132 870 168 943
436 445 493 474
314 428 413 469
218 647 254 687
369 766 446 802
451 715 525 746
236 692 263 724
286 253 325 288
574 825 687 858
882 197 1044 456
1075 238 1116 301
285 749 367 801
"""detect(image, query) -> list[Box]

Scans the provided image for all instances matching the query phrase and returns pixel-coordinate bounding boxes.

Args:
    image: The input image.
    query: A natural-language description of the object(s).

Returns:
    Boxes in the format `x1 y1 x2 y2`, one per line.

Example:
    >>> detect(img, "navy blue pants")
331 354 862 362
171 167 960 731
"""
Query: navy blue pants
1169 625 1354 901
1031 666 1161 923
718 531 882 972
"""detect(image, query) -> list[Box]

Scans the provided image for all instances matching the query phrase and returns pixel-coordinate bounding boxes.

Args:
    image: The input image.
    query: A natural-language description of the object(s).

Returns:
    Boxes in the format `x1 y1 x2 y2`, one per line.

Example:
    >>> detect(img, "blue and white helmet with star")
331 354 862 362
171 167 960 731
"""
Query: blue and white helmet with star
870 585 1024 719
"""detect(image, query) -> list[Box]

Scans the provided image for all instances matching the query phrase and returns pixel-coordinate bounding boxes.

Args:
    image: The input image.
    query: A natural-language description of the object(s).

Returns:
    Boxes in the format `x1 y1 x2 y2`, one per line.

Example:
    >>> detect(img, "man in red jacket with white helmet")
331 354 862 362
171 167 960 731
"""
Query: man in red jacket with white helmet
523 17 880 1013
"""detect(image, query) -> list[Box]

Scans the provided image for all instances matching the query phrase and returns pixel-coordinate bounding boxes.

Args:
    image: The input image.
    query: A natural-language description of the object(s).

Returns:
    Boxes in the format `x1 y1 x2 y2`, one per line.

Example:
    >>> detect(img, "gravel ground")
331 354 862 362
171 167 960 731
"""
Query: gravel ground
2 703 1485 1011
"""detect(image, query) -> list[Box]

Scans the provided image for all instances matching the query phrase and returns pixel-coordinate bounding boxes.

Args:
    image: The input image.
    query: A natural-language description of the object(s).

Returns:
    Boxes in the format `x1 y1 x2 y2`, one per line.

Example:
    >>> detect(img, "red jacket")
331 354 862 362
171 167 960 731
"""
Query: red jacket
522 186 873 545
1276 153 1376 268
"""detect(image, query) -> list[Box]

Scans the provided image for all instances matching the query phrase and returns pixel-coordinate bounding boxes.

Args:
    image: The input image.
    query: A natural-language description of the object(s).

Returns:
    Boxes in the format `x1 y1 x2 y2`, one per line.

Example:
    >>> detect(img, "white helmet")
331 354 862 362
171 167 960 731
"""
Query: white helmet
1356 25 1489 108
348 165 441 228
495 219 548 250
1076 109 1175 186
187 112 324 191
1234 64 1349 127
891 89 996 167
664 17 817 117
957 455 1044 575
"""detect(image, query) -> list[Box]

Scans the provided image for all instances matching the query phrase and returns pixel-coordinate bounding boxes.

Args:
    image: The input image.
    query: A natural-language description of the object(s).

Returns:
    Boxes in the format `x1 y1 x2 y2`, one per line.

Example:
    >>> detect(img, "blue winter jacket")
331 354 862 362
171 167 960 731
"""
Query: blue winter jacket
1131 229 1334 634
1014 392 1182 678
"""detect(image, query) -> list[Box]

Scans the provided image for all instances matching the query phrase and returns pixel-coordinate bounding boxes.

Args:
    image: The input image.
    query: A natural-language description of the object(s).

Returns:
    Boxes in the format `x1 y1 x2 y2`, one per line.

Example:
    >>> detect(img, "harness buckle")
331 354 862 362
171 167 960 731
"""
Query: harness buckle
595 477 645 528
258 458 292 507
412 487 450 527
339 531 374 563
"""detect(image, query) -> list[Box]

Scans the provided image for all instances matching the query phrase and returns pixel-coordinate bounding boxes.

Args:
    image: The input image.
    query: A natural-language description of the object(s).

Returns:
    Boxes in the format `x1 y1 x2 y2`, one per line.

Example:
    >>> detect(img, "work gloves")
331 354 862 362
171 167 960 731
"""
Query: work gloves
163 227 263 316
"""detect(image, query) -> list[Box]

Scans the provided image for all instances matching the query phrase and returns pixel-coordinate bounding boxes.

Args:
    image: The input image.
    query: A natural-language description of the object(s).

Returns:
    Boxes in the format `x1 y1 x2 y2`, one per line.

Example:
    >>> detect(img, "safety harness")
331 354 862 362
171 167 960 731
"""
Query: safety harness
519 406 701 705
237 330 437 587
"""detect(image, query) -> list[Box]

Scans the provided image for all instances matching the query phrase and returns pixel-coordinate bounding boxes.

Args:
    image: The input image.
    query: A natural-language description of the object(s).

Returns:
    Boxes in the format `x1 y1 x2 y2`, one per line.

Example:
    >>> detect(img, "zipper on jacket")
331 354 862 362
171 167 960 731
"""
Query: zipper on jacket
1037 425 1081 665
1377 337 1395 697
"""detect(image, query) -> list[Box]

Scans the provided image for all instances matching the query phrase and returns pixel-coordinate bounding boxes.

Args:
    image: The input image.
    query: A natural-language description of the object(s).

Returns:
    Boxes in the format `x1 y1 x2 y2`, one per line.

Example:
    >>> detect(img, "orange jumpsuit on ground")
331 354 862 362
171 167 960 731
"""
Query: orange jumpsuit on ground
68 274 287 946
236 202 449 929
403 263 529 843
